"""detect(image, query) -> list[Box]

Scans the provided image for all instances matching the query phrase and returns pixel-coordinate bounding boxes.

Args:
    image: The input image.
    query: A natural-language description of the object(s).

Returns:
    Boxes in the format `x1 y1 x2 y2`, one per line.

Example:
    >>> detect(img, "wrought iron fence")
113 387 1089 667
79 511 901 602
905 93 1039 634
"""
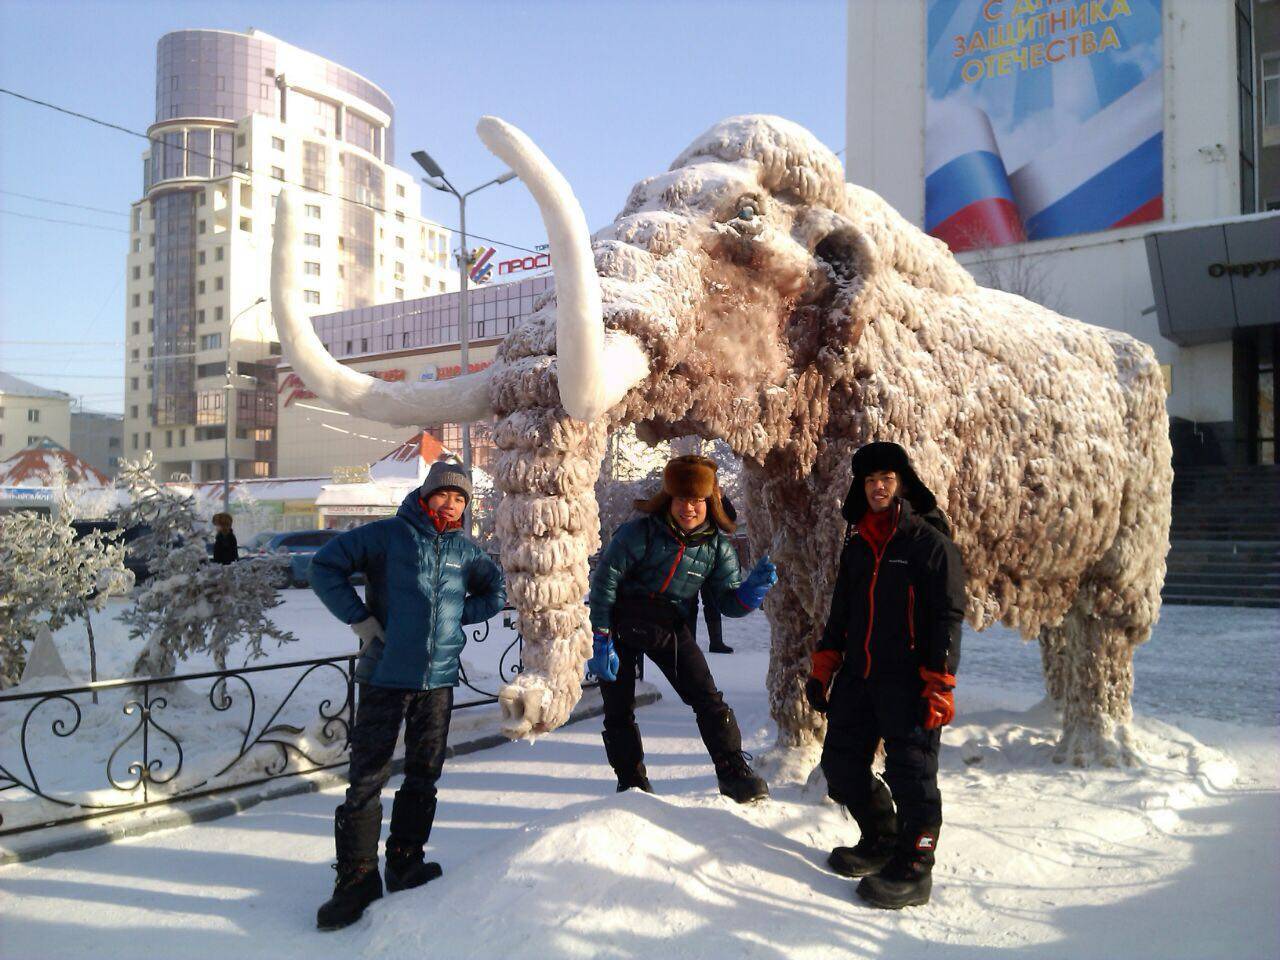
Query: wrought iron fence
0 609 530 837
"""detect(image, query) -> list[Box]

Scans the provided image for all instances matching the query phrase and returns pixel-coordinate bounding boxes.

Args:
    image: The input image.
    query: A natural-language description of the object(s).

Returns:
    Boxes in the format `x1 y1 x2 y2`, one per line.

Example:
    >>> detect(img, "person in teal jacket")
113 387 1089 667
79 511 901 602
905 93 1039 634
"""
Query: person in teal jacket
309 460 505 931
588 454 777 803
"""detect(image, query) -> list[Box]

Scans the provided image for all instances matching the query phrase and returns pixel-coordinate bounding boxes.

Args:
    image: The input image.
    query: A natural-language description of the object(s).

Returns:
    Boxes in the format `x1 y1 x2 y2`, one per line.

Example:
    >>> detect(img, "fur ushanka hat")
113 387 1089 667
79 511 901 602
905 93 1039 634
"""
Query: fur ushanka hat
635 454 737 533
841 441 938 523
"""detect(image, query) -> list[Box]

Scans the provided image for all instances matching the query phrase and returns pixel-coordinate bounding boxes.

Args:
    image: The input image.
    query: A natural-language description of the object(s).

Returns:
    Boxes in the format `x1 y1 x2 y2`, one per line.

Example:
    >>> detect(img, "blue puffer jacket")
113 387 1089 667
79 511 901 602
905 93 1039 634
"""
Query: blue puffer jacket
310 491 506 690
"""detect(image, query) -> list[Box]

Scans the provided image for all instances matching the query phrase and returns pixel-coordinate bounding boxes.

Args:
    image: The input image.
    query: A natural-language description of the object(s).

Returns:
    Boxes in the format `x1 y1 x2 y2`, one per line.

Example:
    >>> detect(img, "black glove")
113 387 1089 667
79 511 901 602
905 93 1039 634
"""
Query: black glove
805 676 829 714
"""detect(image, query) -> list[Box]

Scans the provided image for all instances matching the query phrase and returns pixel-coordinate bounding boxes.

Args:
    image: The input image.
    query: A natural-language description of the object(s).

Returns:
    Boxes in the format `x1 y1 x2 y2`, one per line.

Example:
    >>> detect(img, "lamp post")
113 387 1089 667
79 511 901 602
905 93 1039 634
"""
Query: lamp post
410 148 515 482
223 296 267 512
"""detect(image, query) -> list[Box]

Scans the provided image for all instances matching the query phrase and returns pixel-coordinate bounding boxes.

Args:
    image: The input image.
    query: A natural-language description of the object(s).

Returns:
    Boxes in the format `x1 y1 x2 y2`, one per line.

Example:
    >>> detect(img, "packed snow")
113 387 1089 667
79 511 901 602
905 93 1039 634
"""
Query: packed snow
1 600 1276 958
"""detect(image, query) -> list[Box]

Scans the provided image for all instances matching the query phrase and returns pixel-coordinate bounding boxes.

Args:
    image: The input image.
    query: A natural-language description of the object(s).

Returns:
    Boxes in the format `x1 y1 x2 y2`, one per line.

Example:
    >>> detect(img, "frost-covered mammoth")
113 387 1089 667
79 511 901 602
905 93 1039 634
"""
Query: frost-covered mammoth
272 114 1170 768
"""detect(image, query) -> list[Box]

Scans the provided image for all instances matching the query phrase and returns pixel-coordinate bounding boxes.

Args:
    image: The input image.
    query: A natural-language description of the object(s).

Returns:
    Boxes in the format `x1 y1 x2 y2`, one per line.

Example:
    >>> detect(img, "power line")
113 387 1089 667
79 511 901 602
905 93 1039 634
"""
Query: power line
0 339 124 345
0 188 130 218
6 372 124 380
0 87 546 256
0 208 131 233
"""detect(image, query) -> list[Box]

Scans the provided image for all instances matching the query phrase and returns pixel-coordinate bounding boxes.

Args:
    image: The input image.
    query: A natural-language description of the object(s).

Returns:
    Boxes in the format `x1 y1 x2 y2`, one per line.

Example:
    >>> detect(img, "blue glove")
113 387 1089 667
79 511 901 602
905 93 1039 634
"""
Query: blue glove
735 554 778 610
586 630 620 682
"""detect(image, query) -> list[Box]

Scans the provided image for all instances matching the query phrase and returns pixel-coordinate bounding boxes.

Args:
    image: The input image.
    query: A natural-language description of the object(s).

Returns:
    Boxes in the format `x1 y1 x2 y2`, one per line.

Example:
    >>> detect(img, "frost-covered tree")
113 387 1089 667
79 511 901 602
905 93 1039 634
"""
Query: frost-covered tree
595 425 669 543
111 455 296 677
0 504 132 690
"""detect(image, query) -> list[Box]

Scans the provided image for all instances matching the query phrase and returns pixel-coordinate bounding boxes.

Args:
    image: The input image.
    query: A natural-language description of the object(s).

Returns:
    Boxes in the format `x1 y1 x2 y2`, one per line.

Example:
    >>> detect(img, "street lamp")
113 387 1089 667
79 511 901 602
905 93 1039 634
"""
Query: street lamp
411 148 516 486
223 296 267 512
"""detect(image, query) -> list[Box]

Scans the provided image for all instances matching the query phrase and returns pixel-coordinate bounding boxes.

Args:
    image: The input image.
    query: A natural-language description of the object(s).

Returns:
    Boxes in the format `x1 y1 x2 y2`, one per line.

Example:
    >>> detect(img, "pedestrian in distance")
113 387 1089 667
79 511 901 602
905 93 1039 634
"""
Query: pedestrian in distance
689 495 737 654
211 512 237 564
308 460 506 931
807 442 966 909
588 454 777 803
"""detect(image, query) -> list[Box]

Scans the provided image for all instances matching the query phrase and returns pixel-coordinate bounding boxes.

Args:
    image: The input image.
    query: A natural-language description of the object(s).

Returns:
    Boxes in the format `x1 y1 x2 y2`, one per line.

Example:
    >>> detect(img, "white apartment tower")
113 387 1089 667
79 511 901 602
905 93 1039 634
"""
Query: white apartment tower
124 29 455 481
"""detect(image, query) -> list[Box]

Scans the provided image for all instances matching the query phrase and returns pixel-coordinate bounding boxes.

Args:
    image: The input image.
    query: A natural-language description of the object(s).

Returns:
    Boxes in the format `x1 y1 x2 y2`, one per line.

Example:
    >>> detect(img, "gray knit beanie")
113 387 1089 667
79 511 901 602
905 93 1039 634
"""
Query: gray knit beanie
420 459 472 504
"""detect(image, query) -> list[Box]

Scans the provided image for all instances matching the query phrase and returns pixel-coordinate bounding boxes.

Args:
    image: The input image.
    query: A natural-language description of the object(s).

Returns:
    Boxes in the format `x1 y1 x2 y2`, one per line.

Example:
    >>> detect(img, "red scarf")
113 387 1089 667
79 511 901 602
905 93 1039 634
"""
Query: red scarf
858 501 898 555
419 497 463 533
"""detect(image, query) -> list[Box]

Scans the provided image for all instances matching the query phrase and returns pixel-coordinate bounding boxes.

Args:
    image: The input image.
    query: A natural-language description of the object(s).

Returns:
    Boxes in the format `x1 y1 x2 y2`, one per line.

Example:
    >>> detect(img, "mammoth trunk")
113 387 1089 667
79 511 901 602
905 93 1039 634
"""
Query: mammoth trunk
491 391 608 737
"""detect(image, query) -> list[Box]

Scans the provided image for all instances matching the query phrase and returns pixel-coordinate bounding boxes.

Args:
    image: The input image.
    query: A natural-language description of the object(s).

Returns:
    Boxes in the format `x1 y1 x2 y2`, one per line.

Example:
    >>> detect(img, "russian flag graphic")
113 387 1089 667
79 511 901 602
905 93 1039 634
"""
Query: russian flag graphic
1009 72 1164 239
925 102 1026 252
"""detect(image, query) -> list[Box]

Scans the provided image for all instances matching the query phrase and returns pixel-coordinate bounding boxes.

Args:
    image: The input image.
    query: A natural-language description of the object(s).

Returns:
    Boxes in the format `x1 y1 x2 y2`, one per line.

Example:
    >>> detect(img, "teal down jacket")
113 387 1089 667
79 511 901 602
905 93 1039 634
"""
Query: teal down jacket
589 513 751 633
310 491 506 690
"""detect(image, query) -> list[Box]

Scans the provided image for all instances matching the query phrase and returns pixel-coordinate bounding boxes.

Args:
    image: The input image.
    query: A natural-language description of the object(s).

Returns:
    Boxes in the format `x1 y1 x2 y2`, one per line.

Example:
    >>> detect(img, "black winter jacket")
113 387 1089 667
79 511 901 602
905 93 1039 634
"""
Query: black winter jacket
212 531 238 565
817 499 965 679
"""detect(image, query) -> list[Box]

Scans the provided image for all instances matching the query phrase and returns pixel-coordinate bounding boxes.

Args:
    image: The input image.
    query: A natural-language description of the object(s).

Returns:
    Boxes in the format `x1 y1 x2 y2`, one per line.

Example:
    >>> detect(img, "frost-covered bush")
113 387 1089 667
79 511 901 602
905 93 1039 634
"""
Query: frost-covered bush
0 502 132 689
111 455 295 677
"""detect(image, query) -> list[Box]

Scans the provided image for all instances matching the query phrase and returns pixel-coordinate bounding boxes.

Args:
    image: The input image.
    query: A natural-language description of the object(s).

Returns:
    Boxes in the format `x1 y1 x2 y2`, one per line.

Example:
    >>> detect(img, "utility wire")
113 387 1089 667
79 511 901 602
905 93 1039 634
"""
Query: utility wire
0 208 131 233
0 87 546 255
0 188 130 217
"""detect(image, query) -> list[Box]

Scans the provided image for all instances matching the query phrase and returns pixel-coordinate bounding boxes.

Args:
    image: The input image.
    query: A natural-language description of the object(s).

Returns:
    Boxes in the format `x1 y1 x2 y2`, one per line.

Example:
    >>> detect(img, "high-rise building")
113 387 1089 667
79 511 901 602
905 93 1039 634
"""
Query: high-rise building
124 29 456 482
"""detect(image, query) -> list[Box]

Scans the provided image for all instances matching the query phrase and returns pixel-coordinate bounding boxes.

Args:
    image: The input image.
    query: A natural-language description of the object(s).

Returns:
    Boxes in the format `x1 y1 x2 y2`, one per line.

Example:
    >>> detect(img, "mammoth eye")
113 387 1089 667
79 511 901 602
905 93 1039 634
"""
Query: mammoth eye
737 205 756 221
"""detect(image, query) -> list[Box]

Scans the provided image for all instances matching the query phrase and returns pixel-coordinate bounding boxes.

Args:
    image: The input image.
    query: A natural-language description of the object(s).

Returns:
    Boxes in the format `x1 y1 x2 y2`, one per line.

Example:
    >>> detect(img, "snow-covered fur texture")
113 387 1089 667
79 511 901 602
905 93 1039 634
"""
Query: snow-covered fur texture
272 115 1171 765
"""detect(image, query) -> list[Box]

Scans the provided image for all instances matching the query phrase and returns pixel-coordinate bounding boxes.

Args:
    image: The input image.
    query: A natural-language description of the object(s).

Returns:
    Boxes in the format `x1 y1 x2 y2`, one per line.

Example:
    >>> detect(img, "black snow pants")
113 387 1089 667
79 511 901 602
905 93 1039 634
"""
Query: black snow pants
689 587 725 650
820 671 942 831
337 683 453 861
601 598 741 768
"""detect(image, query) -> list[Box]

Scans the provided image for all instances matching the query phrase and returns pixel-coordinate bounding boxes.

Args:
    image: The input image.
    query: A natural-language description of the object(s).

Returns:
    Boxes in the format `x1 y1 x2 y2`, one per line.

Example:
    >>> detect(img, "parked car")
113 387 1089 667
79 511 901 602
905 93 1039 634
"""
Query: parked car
261 529 345 588
71 520 154 585
242 530 281 559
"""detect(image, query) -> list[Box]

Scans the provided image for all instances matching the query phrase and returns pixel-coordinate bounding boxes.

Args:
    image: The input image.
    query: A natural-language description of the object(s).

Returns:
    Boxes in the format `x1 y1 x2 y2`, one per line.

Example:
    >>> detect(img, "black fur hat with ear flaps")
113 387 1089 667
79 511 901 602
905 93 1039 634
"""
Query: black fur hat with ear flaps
841 441 938 524
634 454 737 533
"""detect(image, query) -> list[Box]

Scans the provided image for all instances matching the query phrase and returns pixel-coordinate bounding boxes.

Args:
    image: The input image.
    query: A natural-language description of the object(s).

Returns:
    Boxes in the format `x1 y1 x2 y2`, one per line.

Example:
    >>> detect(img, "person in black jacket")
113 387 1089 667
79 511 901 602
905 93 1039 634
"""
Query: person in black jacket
806 442 966 909
211 512 237 564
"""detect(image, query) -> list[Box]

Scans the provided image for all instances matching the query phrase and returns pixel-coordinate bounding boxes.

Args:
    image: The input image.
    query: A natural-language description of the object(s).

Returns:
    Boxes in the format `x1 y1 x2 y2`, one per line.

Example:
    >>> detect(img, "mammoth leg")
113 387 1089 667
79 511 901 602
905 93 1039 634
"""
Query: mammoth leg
1039 598 1140 768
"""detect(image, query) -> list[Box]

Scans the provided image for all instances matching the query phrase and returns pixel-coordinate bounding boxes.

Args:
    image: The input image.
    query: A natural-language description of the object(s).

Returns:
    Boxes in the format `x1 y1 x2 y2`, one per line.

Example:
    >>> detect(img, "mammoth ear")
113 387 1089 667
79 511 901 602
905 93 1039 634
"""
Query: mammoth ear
793 208 880 350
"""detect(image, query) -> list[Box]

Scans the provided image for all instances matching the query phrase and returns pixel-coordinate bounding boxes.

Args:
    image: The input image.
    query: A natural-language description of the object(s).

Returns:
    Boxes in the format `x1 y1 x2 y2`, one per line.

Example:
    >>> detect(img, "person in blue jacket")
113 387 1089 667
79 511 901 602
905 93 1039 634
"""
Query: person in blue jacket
308 460 505 931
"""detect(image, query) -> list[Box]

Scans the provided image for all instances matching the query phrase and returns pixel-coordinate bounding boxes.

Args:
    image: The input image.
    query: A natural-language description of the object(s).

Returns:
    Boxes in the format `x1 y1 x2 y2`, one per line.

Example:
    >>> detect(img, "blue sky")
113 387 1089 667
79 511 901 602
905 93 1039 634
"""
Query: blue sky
0 0 846 414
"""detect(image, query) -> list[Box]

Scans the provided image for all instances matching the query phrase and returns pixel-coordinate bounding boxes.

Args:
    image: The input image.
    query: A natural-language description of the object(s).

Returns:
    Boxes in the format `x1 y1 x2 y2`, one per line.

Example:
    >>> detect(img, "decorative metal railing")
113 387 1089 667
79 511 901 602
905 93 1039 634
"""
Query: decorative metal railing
0 609 531 837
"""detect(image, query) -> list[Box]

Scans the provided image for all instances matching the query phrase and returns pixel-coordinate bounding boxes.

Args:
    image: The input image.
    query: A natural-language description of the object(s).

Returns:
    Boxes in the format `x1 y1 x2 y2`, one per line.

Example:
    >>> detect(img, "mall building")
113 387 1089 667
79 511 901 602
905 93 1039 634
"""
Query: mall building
846 0 1278 467
123 29 456 483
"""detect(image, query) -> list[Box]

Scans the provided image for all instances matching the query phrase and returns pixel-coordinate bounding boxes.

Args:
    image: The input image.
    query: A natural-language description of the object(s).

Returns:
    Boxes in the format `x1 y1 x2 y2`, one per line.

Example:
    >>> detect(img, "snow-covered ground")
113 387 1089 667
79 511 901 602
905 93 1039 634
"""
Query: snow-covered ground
1 603 1277 959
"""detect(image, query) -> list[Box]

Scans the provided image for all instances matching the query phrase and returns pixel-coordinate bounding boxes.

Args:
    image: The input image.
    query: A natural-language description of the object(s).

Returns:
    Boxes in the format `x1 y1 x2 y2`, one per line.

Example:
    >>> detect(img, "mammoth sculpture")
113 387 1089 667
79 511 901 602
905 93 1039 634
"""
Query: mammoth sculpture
271 114 1171 768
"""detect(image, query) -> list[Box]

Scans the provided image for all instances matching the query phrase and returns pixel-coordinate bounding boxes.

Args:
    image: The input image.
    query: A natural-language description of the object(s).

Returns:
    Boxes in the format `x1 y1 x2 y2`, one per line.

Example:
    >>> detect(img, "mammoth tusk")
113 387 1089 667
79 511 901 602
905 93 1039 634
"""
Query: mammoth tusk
271 189 496 427
477 116 649 422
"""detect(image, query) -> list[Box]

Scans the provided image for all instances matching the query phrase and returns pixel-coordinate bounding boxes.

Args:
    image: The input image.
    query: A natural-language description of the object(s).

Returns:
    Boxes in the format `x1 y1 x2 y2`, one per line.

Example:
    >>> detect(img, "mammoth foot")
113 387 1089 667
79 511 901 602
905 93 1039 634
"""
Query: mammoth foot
754 738 825 789
1053 715 1143 768
498 673 556 740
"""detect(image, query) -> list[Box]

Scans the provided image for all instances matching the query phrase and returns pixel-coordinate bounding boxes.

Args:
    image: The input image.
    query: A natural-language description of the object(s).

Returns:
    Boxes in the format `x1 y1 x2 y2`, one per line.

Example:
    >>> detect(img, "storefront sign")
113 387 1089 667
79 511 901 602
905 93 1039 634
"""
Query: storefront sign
322 504 396 516
469 246 496 283
332 465 372 484
436 359 493 379
1207 259 1280 278
498 252 551 275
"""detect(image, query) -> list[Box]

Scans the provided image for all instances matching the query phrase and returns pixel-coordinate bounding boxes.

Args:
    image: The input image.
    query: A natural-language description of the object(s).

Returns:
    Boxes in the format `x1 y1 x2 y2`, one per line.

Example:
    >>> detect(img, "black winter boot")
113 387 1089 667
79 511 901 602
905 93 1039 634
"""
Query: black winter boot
856 824 939 909
829 778 898 878
316 805 384 930
384 790 444 893
708 641 734 654
602 725 653 793
698 709 769 804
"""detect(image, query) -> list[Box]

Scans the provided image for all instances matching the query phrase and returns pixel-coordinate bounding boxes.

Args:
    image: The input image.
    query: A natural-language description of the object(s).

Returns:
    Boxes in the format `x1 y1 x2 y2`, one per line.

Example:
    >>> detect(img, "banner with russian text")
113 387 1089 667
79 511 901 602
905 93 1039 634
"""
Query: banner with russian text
925 0 1163 252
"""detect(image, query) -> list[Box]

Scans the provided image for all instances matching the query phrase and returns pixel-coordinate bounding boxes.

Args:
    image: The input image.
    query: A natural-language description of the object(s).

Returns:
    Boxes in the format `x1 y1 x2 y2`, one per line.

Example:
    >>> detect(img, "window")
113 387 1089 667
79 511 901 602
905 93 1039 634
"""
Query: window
130 378 139 390
236 132 246 146
132 434 138 450
148 263 154 276
396 184 405 198
360 338 369 352
215 246 224 261
272 166 285 180
198 280 206 294
148 291 154 304
145 431 151 447
132 321 140 335
179 429 186 447
132 293 141 308
165 430 172 448
304 232 321 247
215 306 224 321
395 235 405 249
395 210 405 223
28 435 40 445
304 261 321 276
395 287 404 299
306 204 321 218
28 409 39 423
345 340 353 353
130 404 138 418
198 251 206 265
132 238 142 253
198 220 206 234
132 266 141 280
215 276 224 291
239 217 252 232
272 136 285 151
200 333 222 350
197 309 205 323
1265 54 1280 128
304 290 321 304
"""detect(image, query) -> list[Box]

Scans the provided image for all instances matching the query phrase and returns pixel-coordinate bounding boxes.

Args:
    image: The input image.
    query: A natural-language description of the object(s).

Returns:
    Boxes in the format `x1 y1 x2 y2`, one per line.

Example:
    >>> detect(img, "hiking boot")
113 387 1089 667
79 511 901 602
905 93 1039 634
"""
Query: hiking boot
603 725 653 793
708 642 734 654
317 861 383 930
714 751 770 803
829 779 898 877
856 825 938 910
385 842 443 893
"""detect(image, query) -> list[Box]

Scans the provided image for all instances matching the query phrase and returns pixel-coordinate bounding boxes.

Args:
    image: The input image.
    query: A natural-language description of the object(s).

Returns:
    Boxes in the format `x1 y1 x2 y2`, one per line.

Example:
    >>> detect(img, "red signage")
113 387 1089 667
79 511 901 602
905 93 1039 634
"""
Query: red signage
279 368 406 408
498 252 551 275
436 360 493 380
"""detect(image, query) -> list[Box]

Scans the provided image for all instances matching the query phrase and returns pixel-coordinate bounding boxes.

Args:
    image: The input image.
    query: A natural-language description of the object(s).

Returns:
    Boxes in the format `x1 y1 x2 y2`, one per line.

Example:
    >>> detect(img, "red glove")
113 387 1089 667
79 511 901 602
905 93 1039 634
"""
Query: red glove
806 650 844 713
919 666 956 729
